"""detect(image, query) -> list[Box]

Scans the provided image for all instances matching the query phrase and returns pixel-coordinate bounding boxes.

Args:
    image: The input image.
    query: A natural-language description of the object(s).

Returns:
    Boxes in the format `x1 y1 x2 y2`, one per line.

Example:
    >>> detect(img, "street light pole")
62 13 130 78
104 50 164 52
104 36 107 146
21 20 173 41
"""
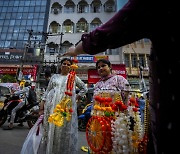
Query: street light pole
56 32 64 73
17 29 33 81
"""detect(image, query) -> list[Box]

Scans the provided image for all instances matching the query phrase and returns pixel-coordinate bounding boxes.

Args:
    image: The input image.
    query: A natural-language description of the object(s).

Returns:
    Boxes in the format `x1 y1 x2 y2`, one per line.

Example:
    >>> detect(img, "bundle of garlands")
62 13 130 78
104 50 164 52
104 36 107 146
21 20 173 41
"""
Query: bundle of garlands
48 57 78 127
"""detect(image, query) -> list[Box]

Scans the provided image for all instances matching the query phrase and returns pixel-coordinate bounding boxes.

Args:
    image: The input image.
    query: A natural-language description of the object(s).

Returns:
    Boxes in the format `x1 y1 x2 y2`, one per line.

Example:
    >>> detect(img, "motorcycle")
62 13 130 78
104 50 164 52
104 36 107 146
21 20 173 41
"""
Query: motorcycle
0 93 39 129
78 103 92 131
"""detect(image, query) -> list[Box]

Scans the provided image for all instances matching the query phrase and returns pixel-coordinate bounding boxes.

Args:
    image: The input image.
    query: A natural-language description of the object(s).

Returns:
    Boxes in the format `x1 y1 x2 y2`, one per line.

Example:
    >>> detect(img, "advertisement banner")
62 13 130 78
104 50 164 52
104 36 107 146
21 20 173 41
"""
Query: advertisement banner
88 64 127 84
70 55 109 63
94 55 109 62
0 65 38 81
70 56 94 63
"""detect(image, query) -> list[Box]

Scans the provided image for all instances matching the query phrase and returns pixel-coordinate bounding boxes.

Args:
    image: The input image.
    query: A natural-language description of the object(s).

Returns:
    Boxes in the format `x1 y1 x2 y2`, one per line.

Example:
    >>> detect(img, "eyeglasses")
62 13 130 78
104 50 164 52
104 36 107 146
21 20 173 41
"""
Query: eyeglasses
62 63 71 66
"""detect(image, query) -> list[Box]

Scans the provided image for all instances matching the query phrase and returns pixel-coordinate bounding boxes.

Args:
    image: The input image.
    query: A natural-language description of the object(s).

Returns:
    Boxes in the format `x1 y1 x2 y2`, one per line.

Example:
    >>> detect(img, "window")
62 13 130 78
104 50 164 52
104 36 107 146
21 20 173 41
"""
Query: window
4 20 10 26
49 21 61 33
2 27 8 33
0 20 4 26
7 33 12 40
51 3 62 14
139 54 145 67
64 0 75 13
1 33 7 40
90 18 102 31
76 18 88 33
61 41 73 54
131 54 138 67
21 20 27 26
77 0 89 13
46 42 59 54
125 54 130 67
105 49 119 55
90 0 102 13
8 27 14 33
4 41 10 48
28 13 34 19
62 20 74 33
104 0 116 12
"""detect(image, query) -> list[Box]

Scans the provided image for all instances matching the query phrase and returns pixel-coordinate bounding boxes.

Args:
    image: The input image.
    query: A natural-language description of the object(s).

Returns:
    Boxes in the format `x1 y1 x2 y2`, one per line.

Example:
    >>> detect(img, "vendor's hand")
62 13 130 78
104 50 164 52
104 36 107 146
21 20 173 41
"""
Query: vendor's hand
63 42 86 57
63 47 77 57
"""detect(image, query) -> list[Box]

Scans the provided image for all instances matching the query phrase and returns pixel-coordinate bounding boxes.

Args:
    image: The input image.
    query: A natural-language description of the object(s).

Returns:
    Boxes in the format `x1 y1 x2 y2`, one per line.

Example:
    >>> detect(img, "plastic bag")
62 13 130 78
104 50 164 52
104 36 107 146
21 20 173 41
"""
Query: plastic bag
20 115 44 154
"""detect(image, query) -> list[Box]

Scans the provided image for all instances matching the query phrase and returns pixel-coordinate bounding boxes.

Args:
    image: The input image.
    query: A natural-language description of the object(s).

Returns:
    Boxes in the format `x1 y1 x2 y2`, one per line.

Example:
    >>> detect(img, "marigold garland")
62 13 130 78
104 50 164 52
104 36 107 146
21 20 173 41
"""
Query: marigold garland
48 57 78 127
87 91 145 154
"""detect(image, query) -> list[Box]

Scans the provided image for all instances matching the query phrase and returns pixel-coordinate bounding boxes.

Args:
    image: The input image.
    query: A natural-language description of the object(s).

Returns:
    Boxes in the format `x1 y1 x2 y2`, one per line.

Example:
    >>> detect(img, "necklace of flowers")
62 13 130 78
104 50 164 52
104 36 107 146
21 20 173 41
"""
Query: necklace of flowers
111 92 132 154
48 57 78 127
138 96 149 154
126 97 144 153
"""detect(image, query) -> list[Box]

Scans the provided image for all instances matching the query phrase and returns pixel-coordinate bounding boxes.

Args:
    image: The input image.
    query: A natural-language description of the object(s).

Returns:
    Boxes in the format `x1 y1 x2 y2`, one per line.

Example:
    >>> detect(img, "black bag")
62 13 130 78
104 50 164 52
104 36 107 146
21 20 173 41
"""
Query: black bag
27 88 37 104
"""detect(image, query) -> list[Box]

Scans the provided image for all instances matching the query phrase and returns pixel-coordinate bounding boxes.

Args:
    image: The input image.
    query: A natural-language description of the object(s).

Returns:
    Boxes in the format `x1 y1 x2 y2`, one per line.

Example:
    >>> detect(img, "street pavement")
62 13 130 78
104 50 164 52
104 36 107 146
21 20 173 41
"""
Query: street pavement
0 122 88 154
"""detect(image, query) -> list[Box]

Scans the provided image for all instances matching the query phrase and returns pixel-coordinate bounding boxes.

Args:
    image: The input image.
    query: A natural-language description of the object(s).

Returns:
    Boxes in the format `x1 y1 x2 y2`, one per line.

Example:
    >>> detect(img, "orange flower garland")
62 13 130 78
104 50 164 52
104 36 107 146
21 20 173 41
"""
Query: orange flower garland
48 57 78 127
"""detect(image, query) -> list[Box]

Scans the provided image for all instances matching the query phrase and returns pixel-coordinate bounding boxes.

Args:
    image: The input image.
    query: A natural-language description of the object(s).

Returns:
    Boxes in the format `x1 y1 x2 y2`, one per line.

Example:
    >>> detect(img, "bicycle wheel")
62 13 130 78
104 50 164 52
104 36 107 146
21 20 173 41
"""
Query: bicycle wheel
86 116 106 152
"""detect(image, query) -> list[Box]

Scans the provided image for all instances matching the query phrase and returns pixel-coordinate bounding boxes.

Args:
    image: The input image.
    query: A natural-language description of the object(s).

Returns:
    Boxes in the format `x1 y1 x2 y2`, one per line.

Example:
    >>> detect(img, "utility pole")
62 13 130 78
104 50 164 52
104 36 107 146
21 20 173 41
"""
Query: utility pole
17 29 33 81
56 32 64 73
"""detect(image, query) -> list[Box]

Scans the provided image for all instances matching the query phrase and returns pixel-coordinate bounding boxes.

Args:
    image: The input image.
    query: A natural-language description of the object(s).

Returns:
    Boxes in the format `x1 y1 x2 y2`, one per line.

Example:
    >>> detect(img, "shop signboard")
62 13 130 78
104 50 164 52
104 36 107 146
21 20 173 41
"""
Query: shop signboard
0 52 23 64
70 56 94 63
70 55 109 63
94 55 109 62
88 64 127 84
0 65 38 81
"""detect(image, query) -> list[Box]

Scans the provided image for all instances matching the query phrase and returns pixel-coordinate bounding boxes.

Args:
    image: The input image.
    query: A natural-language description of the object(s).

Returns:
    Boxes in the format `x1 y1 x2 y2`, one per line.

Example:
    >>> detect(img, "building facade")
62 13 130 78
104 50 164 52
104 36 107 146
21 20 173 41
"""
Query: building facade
45 0 150 90
0 0 50 82
0 0 151 91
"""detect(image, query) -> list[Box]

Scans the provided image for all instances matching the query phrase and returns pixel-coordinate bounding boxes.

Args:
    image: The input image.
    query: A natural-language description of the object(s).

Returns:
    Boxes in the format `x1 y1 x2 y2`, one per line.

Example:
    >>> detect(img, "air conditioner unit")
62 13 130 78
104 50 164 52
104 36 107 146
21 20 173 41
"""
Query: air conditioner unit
106 5 113 12
53 8 58 14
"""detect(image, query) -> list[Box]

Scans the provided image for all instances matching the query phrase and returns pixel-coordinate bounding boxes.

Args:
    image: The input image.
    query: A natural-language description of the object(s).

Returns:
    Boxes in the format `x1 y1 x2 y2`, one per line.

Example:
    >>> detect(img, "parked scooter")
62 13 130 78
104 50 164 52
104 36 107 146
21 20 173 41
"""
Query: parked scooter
0 93 39 129
78 103 92 131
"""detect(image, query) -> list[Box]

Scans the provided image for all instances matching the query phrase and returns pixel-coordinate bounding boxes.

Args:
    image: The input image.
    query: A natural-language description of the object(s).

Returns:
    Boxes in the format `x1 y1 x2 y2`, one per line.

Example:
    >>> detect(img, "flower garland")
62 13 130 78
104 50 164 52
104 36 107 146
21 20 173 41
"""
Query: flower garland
48 57 78 127
127 97 144 153
138 96 149 154
111 92 131 153
87 91 144 154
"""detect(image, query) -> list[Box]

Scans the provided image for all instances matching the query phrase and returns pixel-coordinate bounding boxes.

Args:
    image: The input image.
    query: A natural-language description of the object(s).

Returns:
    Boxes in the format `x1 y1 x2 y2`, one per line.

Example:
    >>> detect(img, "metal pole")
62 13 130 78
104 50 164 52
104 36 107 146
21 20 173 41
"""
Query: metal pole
17 30 33 81
56 32 64 73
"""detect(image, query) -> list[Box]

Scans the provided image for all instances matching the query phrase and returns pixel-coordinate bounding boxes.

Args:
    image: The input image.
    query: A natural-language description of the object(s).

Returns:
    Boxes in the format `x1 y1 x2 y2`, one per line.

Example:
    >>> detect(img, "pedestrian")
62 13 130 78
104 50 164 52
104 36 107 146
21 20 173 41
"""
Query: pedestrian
38 57 88 154
63 1 178 153
137 95 145 123
44 67 51 90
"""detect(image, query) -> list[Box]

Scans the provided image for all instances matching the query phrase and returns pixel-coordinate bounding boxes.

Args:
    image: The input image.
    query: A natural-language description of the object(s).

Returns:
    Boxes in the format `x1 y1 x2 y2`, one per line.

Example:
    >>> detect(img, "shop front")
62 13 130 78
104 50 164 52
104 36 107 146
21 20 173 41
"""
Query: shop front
88 64 127 84
0 65 38 82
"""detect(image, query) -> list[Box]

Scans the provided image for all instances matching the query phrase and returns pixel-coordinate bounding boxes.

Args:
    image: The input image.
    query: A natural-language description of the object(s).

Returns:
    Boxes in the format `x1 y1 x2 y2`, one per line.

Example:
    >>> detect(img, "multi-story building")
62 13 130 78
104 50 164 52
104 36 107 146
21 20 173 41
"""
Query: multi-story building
122 39 151 91
0 0 150 91
0 0 50 83
45 0 150 91
45 0 121 84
